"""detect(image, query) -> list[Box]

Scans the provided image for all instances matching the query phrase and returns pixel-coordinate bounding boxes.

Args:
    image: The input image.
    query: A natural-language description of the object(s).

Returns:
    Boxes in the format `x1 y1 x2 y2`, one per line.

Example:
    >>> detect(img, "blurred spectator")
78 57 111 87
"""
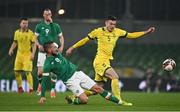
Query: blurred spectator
139 68 162 93
166 74 180 92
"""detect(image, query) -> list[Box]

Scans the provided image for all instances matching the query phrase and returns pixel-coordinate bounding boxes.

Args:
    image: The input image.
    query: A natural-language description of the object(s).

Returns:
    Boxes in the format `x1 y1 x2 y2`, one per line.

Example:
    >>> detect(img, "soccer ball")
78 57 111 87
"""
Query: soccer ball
162 58 176 72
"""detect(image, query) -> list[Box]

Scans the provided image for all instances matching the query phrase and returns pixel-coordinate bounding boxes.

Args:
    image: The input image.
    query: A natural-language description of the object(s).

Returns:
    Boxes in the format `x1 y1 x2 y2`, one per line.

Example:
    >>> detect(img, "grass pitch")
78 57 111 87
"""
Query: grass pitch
0 92 180 111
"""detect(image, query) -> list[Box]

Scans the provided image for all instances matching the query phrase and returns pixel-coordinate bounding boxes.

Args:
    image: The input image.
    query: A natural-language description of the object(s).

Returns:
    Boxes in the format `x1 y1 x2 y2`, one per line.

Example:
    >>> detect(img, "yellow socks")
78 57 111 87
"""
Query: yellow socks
26 72 33 90
84 90 96 96
15 72 22 88
70 90 95 99
111 79 121 100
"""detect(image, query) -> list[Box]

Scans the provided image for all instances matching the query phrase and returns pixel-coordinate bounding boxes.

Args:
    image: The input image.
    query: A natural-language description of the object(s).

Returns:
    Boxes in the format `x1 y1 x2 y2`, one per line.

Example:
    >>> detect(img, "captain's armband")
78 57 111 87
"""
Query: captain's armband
43 73 50 76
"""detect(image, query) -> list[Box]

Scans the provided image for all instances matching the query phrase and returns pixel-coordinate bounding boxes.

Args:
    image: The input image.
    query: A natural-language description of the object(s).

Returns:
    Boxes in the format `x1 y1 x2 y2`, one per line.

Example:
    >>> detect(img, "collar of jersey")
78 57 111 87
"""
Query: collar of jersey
19 29 29 32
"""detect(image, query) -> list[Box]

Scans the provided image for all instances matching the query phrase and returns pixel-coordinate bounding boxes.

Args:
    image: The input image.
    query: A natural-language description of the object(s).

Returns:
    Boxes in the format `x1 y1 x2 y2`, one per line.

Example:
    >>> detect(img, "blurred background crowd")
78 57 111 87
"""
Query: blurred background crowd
0 0 180 92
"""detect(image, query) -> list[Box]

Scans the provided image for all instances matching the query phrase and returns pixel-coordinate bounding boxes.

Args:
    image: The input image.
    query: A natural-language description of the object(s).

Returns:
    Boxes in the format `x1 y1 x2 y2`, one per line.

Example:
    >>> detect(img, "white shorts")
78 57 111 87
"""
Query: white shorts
37 52 46 67
65 71 96 96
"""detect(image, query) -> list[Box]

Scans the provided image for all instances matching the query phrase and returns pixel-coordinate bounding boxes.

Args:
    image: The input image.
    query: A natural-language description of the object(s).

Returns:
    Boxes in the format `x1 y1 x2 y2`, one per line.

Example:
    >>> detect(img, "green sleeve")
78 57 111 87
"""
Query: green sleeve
43 59 52 73
41 76 49 97
56 24 62 36
41 59 52 97
35 24 40 35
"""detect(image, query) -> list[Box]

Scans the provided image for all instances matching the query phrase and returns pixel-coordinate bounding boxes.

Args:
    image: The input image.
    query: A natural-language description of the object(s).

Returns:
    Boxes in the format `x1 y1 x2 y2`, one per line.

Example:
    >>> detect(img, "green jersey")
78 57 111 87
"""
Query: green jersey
35 21 62 46
43 53 77 82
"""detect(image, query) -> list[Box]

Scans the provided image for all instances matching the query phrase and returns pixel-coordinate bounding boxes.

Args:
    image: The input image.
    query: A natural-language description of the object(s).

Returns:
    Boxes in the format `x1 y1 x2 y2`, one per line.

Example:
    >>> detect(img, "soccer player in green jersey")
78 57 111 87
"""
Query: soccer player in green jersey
66 16 155 106
34 9 64 98
39 41 124 105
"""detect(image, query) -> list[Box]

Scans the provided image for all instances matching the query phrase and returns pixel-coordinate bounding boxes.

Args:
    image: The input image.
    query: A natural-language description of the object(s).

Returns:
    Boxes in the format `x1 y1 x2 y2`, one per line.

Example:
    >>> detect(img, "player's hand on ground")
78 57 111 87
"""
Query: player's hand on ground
38 45 44 52
145 27 155 34
8 49 14 56
66 47 74 56
39 97 46 104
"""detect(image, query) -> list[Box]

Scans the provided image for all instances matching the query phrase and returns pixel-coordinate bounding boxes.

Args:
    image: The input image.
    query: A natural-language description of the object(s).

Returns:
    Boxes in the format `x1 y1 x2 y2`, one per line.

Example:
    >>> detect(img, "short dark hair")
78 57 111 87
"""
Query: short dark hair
44 8 51 12
20 17 28 21
106 15 117 21
43 41 54 53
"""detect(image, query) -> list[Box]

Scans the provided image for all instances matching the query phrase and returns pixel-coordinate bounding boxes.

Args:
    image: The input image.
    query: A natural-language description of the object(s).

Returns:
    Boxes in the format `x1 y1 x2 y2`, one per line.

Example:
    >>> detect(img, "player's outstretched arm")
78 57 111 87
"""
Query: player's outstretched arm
144 27 155 34
127 27 155 39
66 37 90 56
66 47 74 56
8 41 17 56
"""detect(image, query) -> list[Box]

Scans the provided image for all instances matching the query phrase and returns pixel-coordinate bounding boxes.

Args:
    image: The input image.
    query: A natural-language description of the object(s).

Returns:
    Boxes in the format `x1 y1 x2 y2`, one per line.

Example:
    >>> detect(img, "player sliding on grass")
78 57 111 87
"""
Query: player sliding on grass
66 16 155 106
39 41 124 105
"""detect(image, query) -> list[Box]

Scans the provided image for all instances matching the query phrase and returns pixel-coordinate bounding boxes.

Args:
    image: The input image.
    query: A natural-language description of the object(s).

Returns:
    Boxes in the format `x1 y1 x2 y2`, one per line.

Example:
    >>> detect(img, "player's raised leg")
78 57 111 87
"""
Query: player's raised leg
65 93 88 104
83 81 105 97
105 67 133 106
91 84 120 104
105 68 121 99
65 83 88 104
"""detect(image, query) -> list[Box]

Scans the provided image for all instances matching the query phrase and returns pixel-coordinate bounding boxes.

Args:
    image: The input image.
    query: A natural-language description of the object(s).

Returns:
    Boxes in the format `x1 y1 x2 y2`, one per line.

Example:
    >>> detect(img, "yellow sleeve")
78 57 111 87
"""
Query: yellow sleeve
72 37 90 49
126 32 145 39
30 31 36 43
14 31 18 41
117 29 128 38
72 28 98 49
87 29 98 39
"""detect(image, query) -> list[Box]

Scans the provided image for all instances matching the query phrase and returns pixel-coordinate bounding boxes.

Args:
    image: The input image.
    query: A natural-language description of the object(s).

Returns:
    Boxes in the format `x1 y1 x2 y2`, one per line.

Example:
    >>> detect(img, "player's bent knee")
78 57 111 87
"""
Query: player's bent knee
79 96 88 104
91 85 104 93
96 86 104 93
111 75 119 79
78 93 88 104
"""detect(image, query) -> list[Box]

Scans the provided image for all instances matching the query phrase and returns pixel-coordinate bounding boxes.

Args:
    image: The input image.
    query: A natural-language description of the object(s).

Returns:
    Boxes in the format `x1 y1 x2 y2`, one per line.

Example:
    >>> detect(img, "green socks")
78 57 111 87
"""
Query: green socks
100 90 119 104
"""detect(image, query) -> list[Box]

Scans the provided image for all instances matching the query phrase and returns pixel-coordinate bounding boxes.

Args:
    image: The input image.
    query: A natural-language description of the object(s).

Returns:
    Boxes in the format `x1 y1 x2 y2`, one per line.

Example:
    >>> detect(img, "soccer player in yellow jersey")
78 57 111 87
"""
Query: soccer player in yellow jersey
9 18 36 93
66 16 155 106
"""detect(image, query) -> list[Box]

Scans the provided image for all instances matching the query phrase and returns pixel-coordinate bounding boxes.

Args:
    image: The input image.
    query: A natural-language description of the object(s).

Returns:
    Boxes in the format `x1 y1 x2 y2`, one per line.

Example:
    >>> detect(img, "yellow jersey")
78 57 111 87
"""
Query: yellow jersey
87 27 127 60
72 27 145 60
14 29 36 55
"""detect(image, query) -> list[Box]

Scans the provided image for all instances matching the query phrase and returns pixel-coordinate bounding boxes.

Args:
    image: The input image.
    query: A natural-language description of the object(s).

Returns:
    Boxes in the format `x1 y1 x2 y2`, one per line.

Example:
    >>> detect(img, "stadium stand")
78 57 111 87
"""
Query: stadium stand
1 38 179 79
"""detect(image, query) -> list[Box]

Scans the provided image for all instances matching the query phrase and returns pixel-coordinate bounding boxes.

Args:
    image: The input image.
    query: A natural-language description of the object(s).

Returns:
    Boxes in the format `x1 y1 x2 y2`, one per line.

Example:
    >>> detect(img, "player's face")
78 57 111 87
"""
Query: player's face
43 10 52 21
50 44 58 55
20 20 28 30
105 20 117 32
